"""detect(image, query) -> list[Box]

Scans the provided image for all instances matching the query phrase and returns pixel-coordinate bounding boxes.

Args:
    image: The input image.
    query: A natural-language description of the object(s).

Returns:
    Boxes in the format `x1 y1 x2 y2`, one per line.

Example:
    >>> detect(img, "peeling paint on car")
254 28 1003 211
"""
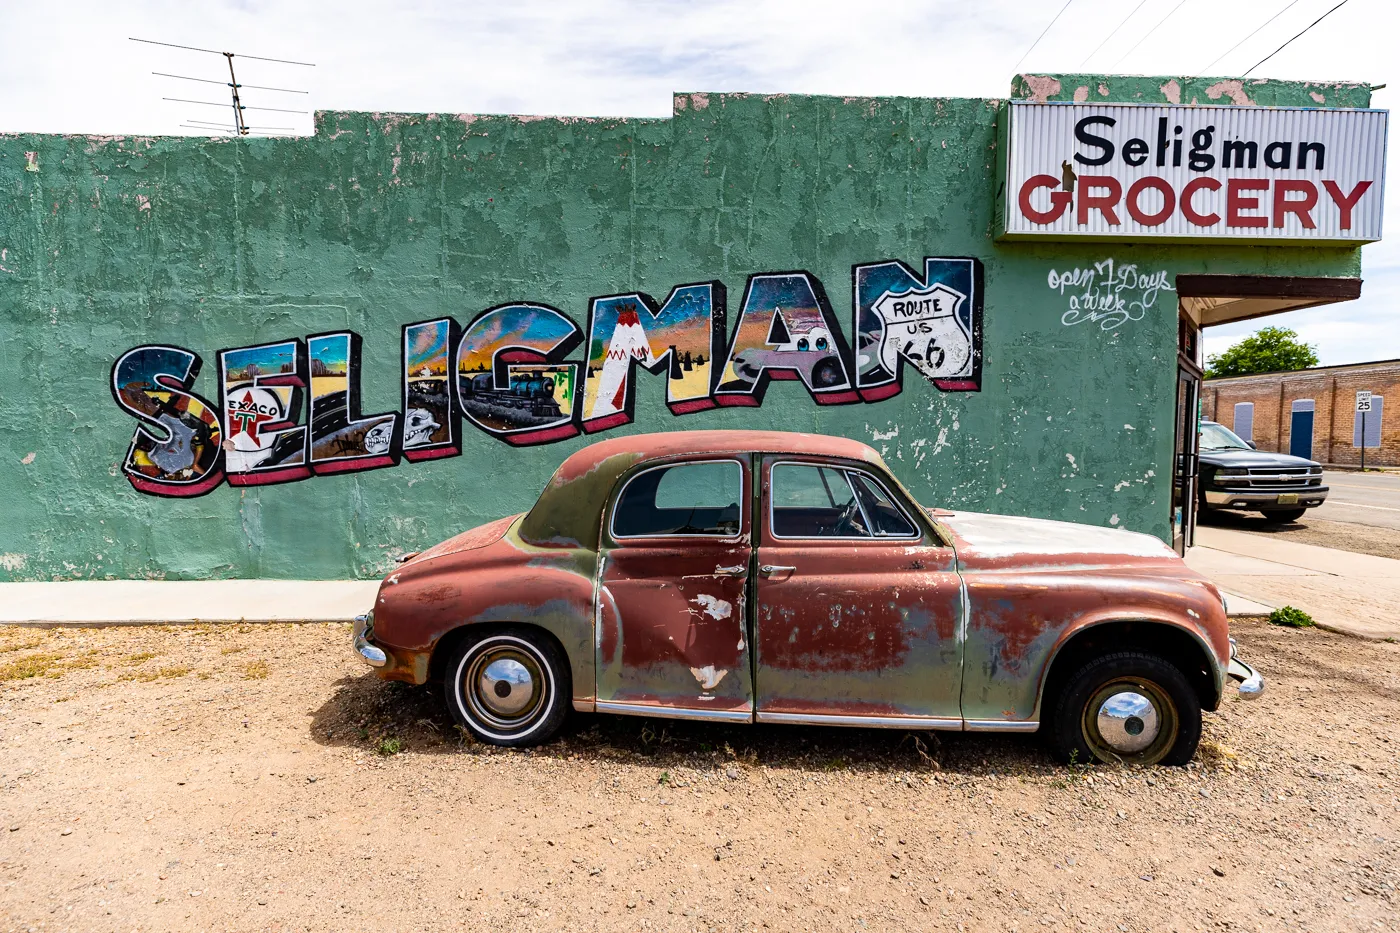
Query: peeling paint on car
361 430 1233 735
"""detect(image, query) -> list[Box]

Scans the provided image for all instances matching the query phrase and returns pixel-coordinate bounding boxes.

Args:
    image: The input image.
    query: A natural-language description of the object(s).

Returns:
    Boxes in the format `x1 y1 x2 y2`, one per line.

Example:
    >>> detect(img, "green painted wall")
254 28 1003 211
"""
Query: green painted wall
0 76 1365 581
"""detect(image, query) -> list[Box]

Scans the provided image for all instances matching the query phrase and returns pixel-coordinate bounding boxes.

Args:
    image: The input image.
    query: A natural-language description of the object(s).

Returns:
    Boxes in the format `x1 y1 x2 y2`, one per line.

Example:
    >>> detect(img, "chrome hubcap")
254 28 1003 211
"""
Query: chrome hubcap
1095 690 1161 754
477 657 537 717
463 642 547 731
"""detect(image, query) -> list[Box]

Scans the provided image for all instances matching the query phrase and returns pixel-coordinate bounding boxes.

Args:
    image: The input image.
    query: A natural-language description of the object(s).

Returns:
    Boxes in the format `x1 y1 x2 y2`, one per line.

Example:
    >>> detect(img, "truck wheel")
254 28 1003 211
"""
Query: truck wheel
1050 652 1201 767
444 626 570 747
1264 508 1307 523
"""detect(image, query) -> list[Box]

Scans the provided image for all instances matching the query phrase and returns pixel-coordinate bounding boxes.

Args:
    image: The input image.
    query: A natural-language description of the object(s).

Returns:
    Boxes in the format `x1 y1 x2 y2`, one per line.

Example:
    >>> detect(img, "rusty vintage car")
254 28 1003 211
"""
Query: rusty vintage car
355 430 1262 766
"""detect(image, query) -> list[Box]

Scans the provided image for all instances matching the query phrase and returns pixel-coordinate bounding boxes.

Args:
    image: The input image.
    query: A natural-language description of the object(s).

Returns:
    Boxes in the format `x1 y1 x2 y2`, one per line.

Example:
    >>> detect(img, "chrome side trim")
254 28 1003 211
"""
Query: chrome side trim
963 718 1040 733
756 711 963 730
595 700 753 723
572 698 597 713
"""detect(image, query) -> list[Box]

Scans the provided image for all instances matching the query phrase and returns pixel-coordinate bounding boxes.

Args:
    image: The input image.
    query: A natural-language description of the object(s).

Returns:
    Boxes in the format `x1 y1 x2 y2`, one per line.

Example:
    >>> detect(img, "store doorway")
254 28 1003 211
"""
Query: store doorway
1175 275 1362 556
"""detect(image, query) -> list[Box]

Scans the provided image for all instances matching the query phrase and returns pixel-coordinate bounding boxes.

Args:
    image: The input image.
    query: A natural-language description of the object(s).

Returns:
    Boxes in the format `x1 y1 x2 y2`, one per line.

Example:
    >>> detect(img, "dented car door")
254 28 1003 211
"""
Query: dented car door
753 456 964 727
595 458 754 721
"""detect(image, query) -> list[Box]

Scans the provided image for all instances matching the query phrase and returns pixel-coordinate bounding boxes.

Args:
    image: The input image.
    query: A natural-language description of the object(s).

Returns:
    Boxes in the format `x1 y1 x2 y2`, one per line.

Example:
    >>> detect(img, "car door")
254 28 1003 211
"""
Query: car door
753 456 964 727
595 457 754 721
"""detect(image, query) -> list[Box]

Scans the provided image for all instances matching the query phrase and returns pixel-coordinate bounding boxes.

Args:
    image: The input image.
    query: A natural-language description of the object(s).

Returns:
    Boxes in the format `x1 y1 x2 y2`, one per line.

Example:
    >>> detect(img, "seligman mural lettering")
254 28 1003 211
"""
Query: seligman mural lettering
111 257 983 497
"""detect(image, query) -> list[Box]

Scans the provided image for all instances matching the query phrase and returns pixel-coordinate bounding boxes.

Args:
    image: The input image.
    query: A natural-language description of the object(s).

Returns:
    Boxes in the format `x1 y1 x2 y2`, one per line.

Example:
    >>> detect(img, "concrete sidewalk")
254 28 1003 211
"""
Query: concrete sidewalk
1186 526 1400 640
4 529 1391 639
0 580 378 626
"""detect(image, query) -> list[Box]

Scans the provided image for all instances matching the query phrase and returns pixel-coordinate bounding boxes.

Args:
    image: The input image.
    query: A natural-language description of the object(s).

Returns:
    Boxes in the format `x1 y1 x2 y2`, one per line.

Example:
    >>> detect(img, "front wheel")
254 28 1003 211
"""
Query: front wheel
1050 652 1201 767
444 626 571 747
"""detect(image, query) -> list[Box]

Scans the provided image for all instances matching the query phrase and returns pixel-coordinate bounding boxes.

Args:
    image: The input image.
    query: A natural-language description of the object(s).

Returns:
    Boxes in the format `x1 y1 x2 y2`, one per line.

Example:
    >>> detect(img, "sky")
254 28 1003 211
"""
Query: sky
1 0 1394 366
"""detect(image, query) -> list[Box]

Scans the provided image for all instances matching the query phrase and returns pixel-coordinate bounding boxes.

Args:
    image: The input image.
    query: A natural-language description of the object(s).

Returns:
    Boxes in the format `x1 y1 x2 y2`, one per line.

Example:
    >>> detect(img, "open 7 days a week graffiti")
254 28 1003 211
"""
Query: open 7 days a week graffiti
111 257 982 497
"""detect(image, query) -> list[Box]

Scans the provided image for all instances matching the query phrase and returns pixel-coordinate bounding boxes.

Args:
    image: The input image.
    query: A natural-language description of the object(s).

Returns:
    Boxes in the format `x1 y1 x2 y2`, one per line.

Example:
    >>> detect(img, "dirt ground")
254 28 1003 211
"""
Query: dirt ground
1201 511 1400 561
1 621 1397 933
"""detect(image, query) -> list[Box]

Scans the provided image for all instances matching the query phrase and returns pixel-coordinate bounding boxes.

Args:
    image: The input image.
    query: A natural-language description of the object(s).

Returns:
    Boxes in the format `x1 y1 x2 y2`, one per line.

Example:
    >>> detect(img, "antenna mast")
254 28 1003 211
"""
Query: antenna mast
131 37 314 137
224 53 248 136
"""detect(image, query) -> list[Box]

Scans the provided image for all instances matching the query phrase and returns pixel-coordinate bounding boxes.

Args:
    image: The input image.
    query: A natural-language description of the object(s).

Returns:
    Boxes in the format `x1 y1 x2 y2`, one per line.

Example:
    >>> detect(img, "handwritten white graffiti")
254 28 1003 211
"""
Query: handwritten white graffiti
1047 259 1174 332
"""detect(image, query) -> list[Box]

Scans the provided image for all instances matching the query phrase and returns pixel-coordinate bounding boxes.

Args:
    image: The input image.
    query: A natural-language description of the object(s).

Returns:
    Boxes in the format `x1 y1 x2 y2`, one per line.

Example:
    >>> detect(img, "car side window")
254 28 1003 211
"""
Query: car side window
848 472 919 537
771 464 872 538
612 461 742 538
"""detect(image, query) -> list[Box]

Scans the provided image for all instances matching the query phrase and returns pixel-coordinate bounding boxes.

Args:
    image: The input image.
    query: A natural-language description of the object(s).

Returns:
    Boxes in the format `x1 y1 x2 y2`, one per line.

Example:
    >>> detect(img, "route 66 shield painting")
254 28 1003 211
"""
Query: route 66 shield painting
870 282 973 382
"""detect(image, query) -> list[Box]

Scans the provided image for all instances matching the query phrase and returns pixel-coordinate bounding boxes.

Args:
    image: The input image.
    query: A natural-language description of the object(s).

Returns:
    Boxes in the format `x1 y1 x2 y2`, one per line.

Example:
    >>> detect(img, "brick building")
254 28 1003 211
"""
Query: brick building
1203 359 1399 467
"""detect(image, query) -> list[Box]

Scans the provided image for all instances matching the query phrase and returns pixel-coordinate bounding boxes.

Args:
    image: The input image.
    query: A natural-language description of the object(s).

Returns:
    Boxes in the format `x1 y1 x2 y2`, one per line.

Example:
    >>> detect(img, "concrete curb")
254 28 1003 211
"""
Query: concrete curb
0 581 379 627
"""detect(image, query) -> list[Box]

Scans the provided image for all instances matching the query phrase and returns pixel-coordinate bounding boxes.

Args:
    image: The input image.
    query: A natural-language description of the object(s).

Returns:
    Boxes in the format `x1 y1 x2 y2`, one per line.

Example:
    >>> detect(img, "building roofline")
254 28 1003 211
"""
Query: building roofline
1206 358 1400 382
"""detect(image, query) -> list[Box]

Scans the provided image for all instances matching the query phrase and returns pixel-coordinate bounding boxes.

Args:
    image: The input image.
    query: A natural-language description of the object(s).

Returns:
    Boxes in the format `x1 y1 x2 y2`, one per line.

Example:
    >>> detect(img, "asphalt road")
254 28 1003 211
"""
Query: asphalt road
1313 469 1400 530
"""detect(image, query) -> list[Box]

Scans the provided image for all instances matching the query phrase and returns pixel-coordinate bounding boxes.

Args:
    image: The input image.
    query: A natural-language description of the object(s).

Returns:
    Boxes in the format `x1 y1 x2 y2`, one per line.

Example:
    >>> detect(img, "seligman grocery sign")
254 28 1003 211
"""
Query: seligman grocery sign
1000 101 1387 242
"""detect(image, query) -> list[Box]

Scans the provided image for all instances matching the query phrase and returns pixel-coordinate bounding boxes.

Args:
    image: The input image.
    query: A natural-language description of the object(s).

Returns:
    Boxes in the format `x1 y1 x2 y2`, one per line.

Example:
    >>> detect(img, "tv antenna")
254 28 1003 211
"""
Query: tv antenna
130 37 314 136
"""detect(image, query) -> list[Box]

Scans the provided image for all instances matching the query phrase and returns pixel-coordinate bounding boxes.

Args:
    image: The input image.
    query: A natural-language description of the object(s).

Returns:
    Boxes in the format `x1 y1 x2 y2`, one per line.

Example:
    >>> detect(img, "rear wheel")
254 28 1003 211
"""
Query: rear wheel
1263 508 1307 523
444 626 570 747
1050 652 1200 767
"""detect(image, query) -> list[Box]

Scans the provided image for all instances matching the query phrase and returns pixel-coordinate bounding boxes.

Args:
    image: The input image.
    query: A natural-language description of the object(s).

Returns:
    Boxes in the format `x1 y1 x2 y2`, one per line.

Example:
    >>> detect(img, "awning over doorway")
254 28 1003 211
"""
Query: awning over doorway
1177 275 1363 327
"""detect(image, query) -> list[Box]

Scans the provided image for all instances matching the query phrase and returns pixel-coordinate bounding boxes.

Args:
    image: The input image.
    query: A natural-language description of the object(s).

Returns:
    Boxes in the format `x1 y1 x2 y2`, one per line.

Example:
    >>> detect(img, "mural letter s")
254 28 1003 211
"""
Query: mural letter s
110 345 225 497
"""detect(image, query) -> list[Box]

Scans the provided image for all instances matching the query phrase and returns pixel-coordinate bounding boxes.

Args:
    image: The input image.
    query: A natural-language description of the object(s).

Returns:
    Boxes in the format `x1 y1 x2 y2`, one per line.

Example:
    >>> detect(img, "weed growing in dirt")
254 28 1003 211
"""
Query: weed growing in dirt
220 646 246 655
0 652 66 681
1197 740 1241 771
377 736 404 756
124 652 159 665
119 666 191 683
243 660 270 680
1269 606 1315 628
0 637 43 654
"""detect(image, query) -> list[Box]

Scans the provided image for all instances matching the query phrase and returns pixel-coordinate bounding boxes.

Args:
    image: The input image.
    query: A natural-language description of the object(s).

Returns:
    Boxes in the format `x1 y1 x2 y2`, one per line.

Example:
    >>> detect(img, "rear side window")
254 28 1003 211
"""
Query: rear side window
612 461 742 538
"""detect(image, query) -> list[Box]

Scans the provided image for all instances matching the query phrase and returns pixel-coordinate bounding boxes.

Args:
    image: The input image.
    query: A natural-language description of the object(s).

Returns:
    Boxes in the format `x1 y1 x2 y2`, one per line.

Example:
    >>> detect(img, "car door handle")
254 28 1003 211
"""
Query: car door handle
714 564 747 577
759 564 796 577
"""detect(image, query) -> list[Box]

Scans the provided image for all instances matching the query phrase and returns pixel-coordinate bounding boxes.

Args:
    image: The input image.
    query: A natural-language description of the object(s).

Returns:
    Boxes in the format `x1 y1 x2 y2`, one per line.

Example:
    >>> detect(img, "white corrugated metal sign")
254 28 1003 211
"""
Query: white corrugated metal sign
1003 101 1387 242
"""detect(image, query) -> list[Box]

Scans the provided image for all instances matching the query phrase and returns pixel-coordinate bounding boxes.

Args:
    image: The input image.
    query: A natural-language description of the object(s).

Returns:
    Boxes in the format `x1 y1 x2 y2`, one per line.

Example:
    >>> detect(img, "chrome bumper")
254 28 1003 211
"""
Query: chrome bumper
1227 638 1264 700
1204 488 1327 507
353 612 387 668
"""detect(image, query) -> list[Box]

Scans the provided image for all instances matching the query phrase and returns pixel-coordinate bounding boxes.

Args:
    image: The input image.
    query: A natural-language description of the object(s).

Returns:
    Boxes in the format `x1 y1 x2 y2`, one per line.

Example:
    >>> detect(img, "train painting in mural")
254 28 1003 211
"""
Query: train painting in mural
110 256 983 497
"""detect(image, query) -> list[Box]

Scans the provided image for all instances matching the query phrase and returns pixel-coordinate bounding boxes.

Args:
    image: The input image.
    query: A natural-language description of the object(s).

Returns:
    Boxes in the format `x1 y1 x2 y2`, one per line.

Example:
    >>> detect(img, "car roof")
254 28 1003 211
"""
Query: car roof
517 430 884 548
562 429 880 464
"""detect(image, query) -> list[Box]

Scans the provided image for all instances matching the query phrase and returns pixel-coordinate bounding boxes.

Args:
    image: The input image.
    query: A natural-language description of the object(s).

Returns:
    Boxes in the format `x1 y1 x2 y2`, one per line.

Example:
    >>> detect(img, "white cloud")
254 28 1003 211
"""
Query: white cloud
2 0 1395 364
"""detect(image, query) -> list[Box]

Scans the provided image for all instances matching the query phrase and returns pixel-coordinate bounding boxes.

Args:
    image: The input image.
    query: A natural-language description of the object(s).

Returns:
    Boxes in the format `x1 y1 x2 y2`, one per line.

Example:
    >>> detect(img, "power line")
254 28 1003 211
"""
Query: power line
1080 0 1151 67
1244 0 1352 76
1114 0 1190 67
1013 0 1075 73
130 37 314 66
1197 0 1303 75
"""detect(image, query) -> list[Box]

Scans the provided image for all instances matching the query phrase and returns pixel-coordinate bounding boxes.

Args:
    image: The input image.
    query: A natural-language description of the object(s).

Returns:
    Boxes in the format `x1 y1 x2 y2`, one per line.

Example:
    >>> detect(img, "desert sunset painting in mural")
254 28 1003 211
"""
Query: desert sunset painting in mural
582 284 721 429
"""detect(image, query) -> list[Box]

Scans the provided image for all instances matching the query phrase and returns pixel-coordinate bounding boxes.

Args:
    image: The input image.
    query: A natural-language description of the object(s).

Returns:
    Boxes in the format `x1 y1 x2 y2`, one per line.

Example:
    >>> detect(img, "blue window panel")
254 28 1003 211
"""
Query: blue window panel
1354 396 1384 448
1233 402 1254 442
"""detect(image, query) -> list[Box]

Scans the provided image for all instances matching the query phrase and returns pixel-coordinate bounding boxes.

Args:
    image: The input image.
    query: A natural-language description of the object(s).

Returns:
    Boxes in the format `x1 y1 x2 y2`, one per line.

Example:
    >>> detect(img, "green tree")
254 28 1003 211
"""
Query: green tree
1205 327 1319 379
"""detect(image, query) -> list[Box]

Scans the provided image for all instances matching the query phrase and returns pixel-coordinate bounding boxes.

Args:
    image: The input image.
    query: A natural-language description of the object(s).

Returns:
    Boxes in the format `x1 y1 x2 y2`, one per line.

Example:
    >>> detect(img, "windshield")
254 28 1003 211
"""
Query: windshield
1199 422 1252 451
